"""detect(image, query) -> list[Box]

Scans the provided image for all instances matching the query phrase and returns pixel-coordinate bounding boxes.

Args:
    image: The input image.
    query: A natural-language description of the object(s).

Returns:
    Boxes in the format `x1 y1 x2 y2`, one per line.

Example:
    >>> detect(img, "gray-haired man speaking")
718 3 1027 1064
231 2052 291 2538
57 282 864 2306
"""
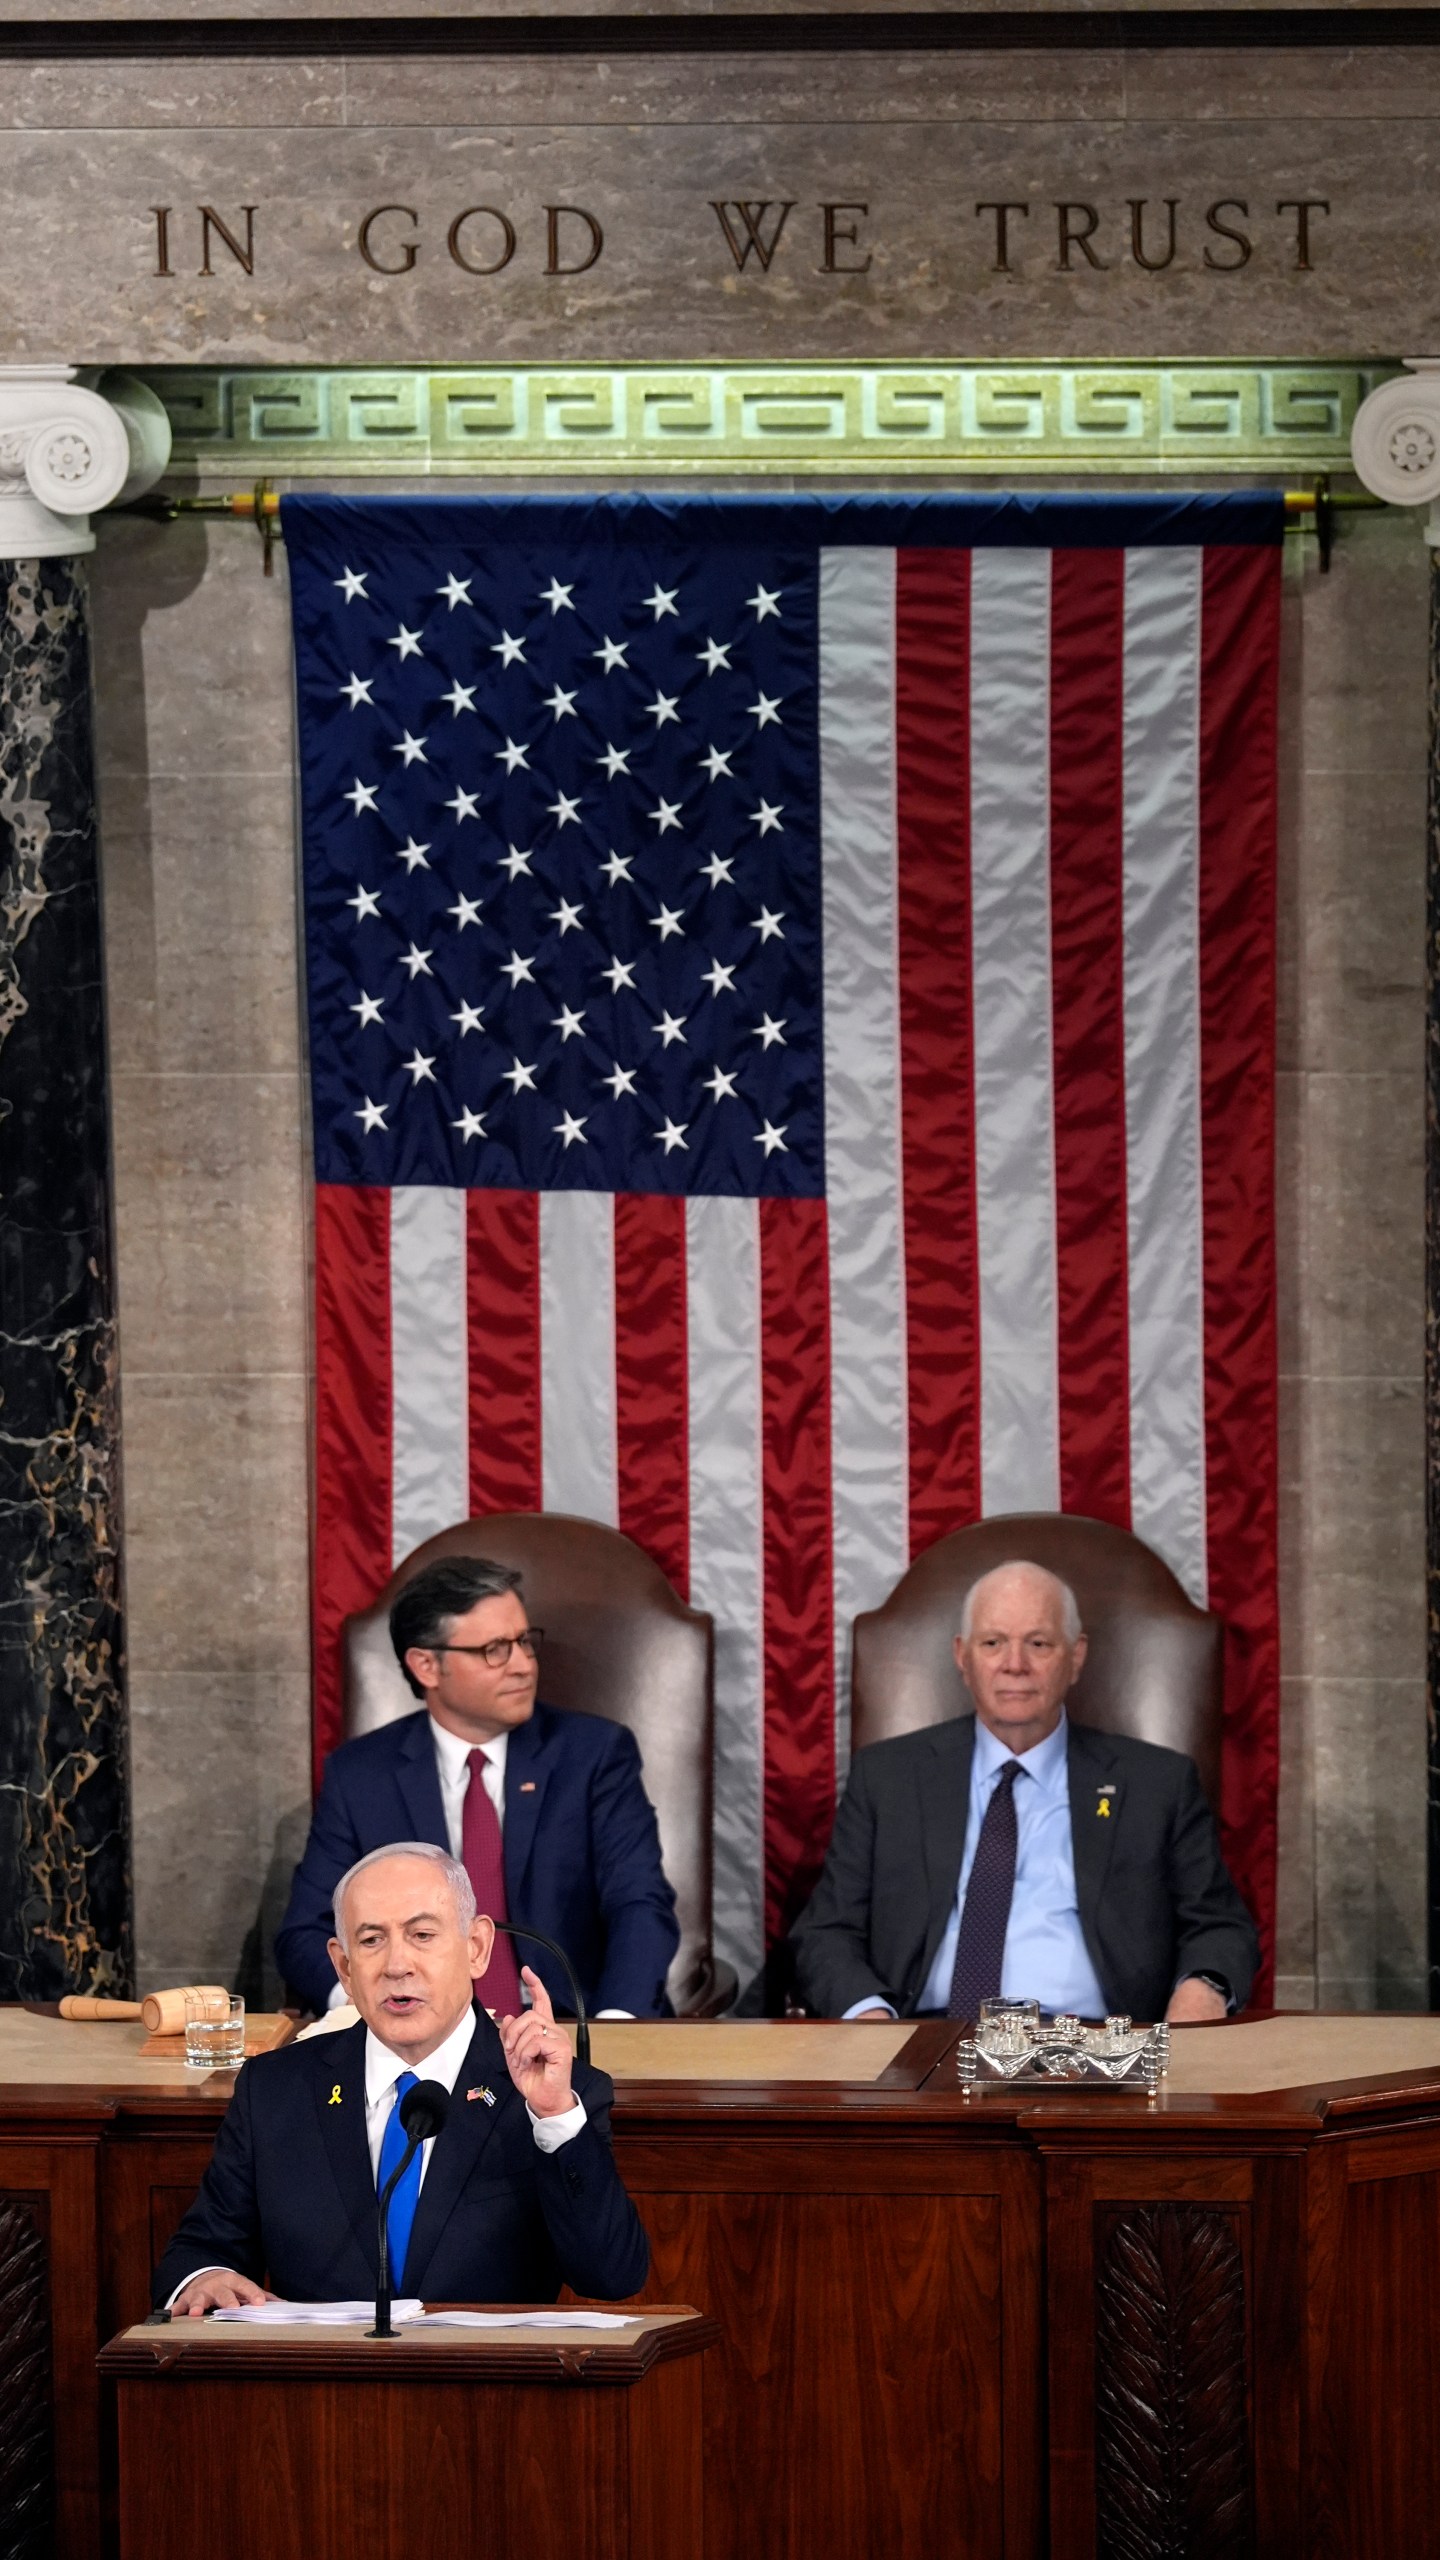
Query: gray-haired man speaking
790 1560 1258 2026
158 1841 649 2315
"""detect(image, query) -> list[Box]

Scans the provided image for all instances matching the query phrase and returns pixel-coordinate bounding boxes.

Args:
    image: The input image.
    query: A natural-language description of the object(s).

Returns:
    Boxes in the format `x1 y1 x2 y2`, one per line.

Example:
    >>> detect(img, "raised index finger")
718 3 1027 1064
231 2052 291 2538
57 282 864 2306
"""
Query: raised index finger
521 1964 556 2025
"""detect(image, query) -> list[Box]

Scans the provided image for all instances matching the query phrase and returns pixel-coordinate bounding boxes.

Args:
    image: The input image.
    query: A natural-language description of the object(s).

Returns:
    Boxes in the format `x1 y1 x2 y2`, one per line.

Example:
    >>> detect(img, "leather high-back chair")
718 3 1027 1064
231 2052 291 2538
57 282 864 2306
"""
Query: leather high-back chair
343 1512 732 2015
851 1514 1223 1809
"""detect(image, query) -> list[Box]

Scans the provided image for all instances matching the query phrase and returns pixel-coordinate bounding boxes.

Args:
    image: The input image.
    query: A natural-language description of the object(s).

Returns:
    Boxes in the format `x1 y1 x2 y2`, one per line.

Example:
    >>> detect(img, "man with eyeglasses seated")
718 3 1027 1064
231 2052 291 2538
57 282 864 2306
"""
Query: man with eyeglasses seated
276 1556 679 2022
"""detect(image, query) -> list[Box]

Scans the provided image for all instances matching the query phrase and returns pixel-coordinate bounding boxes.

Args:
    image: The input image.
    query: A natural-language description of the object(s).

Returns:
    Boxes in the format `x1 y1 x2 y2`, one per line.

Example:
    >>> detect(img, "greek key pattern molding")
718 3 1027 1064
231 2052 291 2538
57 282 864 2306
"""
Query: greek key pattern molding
138 362 1398 478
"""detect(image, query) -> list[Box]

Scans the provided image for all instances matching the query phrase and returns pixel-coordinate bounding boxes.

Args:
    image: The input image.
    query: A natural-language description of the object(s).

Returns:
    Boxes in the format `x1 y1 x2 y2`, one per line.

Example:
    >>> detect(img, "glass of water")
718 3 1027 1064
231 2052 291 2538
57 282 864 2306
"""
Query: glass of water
184 1990 245 2071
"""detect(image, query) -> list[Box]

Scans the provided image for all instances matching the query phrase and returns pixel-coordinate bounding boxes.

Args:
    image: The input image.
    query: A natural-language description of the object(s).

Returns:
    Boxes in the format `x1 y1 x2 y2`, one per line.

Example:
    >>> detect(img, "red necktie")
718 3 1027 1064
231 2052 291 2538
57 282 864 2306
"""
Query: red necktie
462 1749 523 2016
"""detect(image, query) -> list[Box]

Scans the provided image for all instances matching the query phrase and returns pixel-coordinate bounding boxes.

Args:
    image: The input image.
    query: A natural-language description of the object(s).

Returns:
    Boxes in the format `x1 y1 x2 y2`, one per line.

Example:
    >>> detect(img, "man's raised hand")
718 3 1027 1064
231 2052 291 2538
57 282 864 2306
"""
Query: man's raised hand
498 1967 577 2118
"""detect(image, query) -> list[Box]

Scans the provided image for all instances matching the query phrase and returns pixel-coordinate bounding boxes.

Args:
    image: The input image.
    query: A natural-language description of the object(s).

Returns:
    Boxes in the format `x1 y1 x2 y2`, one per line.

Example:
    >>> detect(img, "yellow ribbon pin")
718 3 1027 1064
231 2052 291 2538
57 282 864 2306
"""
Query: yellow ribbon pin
328 2084 342 2105
1097 1799 1111 1818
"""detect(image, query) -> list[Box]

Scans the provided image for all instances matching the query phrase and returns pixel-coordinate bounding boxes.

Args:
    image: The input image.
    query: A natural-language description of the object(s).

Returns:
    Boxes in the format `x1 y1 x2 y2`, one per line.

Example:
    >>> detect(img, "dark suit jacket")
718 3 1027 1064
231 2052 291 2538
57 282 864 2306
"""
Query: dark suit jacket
790 1715 1259 2023
275 1701 679 2020
153 2006 649 2308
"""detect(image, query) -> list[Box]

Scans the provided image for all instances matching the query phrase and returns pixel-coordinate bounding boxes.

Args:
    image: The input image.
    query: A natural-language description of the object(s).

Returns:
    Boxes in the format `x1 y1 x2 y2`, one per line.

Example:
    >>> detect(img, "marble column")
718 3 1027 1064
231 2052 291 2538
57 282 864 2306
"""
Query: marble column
0 367 168 1998
1352 363 1440 2010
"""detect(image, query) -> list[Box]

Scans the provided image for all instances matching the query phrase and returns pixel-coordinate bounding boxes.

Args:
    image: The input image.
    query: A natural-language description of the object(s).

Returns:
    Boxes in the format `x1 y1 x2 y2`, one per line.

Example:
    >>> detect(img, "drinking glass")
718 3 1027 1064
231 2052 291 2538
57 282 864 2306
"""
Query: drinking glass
184 1991 245 2070
977 1997 1040 2056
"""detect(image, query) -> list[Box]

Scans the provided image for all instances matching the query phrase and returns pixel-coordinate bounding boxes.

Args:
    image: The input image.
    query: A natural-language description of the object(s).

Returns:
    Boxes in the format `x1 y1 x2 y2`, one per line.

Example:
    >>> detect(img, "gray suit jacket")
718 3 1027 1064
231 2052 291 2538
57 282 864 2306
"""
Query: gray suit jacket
790 1715 1259 2022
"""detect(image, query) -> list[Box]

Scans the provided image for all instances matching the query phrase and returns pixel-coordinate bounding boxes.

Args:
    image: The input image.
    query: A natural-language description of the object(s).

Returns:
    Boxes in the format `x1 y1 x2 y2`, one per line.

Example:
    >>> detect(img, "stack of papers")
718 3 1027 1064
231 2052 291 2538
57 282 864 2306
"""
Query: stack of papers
208 2300 636 2330
407 2311 637 2330
211 2299 424 2324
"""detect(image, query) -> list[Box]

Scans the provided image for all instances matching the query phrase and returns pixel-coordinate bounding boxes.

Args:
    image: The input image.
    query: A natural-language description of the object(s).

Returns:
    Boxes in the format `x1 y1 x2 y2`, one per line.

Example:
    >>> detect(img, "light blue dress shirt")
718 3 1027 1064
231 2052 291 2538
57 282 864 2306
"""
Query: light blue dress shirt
843 1712 1110 2020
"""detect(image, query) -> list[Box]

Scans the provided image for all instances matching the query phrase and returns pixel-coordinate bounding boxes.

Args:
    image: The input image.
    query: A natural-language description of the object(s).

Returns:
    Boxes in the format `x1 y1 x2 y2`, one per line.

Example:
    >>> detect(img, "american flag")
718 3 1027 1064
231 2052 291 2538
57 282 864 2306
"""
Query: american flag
284 491 1283 1999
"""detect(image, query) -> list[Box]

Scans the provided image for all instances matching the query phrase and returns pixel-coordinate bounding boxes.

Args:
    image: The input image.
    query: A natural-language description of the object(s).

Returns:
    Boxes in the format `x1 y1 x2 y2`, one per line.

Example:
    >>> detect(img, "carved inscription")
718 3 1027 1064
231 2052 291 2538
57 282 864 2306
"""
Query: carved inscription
1094 2203 1252 2560
144 189 1334 287
0 2197 51 2560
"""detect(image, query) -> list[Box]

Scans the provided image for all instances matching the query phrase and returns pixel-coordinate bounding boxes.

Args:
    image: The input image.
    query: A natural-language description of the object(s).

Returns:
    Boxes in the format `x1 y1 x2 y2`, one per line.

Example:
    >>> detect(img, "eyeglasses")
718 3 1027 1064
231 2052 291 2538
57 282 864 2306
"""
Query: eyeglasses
429 1629 544 1670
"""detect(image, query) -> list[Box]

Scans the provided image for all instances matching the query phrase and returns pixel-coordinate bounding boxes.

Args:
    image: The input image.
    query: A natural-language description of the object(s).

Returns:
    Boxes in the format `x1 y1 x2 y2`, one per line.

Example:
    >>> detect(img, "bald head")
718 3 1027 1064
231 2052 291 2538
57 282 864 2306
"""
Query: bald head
959 1561 1081 1645
954 1560 1087 1755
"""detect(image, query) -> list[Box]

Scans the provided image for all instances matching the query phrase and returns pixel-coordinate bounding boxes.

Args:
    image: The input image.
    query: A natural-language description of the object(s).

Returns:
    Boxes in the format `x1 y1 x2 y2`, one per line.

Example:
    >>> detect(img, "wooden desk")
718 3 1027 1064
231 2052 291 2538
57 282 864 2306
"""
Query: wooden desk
100 2306 715 2560
8 2009 1440 2560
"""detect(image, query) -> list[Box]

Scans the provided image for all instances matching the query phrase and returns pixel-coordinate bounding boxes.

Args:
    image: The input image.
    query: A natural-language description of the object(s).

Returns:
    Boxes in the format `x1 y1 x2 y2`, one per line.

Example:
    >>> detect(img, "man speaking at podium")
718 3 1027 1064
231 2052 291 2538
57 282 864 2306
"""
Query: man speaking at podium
156 1843 649 2315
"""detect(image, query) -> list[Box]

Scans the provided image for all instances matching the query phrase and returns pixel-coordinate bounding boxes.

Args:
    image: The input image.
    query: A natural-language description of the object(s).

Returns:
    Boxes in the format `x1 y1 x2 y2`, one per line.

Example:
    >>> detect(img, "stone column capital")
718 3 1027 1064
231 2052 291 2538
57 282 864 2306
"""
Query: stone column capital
1351 360 1440 533
0 364 171 557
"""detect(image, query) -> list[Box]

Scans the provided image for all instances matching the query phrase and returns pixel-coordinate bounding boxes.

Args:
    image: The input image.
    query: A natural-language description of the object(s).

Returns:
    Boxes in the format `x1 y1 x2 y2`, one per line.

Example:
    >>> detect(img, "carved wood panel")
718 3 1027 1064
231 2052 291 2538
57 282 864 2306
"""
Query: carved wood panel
0 2193 52 2560
1093 2201 1251 2560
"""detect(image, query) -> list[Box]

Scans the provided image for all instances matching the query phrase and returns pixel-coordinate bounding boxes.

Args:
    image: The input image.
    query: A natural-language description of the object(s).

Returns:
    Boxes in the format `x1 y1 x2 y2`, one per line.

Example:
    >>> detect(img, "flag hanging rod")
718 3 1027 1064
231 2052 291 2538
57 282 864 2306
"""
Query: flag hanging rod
113 474 1388 575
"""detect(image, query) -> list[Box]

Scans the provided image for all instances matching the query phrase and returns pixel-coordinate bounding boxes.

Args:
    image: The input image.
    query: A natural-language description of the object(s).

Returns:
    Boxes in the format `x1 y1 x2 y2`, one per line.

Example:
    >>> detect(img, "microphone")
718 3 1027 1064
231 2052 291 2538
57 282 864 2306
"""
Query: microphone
367 2077 450 2341
489 1921 591 2067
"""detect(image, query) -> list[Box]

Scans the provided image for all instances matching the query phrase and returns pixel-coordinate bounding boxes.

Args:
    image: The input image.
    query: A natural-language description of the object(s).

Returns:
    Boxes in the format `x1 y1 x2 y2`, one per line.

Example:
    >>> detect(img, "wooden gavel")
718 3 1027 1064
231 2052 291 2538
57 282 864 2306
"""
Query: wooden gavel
59 1987 229 2034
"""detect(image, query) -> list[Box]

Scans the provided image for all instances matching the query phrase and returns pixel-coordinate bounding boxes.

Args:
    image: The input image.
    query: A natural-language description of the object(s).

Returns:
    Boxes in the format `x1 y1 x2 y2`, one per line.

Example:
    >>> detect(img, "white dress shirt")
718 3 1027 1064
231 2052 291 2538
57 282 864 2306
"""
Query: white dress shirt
429 1715 506 1856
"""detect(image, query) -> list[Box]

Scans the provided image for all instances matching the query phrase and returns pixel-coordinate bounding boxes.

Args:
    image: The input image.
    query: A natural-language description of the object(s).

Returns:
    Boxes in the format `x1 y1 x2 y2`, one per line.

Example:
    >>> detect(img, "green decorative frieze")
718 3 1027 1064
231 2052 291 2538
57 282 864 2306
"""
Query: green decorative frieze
138 362 1399 479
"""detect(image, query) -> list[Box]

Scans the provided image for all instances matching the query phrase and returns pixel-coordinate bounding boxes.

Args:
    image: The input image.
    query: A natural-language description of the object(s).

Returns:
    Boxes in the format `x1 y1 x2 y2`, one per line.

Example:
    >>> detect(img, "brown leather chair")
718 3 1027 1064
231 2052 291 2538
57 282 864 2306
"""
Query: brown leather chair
342 1512 734 2017
850 1513 1223 1810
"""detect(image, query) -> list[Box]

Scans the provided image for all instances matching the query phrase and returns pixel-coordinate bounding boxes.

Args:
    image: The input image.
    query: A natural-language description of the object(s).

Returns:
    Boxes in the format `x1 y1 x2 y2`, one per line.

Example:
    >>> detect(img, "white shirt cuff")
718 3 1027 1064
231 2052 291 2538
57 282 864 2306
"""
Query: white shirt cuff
165 2264 230 2309
527 2097 587 2152
842 1997 898 2021
325 1980 349 2011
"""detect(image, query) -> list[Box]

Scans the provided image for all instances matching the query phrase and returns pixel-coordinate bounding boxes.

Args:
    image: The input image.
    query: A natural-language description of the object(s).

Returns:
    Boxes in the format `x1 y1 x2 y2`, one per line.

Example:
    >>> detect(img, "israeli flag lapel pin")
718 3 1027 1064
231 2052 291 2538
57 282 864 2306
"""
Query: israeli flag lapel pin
1097 1784 1118 1818
468 2085 497 2106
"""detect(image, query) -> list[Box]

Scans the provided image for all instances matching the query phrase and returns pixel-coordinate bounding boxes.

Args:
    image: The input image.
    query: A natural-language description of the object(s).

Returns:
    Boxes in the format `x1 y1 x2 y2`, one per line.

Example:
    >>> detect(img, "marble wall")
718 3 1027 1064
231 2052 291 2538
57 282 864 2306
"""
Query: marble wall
1273 513 1428 2010
87 479 1428 2009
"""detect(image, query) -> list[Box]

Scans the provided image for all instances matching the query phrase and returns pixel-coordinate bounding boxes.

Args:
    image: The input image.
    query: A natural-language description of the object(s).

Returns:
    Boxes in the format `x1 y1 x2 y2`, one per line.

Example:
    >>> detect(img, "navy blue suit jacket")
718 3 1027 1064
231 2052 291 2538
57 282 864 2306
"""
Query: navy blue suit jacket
152 2006 649 2308
275 1702 679 2020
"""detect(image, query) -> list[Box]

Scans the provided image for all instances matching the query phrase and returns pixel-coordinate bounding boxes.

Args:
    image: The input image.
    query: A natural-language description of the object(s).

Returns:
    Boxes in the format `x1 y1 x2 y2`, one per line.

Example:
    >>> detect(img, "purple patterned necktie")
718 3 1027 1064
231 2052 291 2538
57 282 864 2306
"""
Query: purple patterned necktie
947 1761 1022 2023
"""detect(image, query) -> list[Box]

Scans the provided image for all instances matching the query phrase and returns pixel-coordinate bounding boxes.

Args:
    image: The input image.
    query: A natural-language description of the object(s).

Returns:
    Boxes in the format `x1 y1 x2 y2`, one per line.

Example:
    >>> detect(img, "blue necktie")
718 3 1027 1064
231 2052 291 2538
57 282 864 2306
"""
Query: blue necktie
377 2070 422 2289
948 1762 1022 2023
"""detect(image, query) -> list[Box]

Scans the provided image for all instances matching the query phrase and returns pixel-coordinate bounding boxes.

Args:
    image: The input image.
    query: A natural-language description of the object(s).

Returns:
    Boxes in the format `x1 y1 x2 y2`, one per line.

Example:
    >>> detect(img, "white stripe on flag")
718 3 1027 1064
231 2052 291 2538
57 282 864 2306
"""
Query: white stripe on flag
969 548 1060 1514
1122 547 1208 1603
685 1194 765 1991
539 1190 618 1525
390 1184 469 1563
818 547 910 1780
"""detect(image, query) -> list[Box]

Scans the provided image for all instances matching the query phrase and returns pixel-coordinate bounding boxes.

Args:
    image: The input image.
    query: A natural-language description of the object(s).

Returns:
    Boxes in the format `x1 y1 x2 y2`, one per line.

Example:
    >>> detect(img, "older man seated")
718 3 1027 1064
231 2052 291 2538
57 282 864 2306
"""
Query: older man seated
790 1559 1258 2026
157 1841 649 2314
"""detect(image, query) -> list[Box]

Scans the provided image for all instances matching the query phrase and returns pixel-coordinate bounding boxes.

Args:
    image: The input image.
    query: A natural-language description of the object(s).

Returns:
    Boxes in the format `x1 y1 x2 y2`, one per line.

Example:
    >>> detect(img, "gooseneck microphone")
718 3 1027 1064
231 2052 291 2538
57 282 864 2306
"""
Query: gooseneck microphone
489 1920 591 2067
368 2077 450 2340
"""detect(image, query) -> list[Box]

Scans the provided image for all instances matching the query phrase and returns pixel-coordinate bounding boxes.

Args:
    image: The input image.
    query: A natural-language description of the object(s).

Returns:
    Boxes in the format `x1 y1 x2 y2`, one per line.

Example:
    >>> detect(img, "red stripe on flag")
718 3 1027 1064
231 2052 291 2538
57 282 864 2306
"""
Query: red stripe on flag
466 1189 542 1515
1198 540 1282 2009
614 1192 690 1600
895 546 982 1550
758 1196 834 1945
1049 548 1132 1522
312 1184 392 1783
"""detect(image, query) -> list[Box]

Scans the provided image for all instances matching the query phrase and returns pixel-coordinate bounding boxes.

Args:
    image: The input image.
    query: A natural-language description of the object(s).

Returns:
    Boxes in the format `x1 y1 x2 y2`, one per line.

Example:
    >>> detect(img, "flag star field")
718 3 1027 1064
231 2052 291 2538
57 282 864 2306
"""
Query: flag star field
295 515 823 1196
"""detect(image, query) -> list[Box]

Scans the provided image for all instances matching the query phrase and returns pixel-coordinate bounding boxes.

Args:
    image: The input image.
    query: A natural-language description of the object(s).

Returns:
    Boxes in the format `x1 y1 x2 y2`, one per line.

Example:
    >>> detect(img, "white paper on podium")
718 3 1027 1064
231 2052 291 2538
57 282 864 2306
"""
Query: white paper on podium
406 2311 638 2331
210 2299 425 2324
207 2301 636 2330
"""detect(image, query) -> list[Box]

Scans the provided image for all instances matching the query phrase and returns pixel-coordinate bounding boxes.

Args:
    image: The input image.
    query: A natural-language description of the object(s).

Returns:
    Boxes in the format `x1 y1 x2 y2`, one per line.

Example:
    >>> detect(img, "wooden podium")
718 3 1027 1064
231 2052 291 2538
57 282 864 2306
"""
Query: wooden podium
98 2306 716 2560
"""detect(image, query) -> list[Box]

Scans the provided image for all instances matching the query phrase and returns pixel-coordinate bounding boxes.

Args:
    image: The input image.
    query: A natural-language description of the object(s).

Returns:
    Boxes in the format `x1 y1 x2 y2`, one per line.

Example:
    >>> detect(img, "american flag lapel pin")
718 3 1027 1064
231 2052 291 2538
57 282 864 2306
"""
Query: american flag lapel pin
468 2085 496 2106
519 1781 537 1793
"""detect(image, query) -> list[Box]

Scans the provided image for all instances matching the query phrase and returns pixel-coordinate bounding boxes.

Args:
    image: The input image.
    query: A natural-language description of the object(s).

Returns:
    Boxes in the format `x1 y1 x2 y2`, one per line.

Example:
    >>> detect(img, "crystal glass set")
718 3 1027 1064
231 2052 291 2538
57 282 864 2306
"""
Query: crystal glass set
955 1998 1171 2093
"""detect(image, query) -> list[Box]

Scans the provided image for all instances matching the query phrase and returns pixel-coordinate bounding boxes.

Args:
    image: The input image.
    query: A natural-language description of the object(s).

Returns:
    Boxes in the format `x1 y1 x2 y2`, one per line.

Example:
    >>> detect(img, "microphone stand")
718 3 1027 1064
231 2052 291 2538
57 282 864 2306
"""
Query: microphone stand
489 1920 591 2066
368 2132 422 2340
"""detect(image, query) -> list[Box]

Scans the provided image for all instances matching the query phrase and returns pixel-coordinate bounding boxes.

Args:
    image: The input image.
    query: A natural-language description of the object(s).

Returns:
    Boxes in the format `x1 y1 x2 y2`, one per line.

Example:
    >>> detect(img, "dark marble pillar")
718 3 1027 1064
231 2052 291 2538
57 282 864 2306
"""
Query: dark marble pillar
0 554 129 2000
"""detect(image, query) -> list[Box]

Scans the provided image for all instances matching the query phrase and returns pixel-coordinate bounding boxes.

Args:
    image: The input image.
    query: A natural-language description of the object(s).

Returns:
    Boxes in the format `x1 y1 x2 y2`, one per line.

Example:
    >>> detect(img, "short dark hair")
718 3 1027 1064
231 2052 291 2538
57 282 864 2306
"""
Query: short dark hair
389 1555 525 1699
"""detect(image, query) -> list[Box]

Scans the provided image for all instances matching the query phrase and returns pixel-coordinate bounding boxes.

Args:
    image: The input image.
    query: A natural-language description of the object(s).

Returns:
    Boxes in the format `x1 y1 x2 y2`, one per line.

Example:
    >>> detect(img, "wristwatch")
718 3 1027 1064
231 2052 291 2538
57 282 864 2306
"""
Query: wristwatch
1190 1970 1233 2008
